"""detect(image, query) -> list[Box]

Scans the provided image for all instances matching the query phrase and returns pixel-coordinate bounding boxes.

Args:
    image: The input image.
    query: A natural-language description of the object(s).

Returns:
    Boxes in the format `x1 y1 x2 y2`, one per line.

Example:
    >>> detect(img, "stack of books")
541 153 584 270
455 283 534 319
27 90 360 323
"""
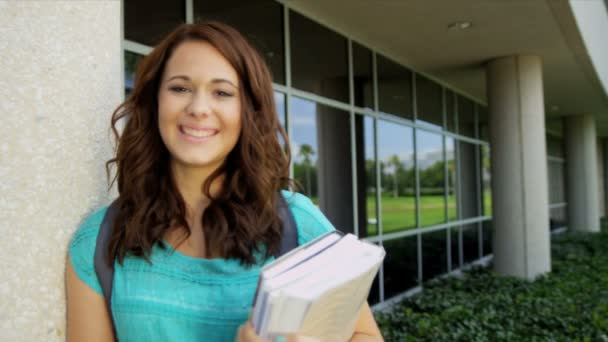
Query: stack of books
252 231 385 341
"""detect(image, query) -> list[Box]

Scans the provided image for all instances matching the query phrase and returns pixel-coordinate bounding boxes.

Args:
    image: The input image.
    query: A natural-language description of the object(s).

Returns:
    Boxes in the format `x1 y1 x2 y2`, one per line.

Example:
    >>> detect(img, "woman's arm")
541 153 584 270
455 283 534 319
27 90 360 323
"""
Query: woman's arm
238 301 383 342
65 255 115 342
349 302 384 342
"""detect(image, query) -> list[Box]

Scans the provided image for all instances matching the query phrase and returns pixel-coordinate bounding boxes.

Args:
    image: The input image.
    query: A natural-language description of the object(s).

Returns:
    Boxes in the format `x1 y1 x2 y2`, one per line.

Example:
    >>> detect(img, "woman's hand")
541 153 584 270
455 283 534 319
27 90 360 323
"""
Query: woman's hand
236 321 267 342
236 321 320 342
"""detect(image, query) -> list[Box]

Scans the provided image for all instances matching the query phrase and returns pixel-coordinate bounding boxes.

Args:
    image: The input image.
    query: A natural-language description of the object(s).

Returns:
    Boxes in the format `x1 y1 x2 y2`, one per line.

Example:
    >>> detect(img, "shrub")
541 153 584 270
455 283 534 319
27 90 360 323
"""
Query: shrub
376 226 608 341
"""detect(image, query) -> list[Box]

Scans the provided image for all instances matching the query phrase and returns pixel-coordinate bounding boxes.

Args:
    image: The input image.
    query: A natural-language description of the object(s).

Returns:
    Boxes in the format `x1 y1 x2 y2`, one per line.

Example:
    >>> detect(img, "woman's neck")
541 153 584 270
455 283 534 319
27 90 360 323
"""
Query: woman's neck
171 162 223 223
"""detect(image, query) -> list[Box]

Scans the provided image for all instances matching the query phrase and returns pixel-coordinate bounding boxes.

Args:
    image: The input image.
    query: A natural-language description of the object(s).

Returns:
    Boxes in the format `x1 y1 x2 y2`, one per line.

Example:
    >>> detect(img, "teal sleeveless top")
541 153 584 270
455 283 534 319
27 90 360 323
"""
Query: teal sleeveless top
69 191 335 342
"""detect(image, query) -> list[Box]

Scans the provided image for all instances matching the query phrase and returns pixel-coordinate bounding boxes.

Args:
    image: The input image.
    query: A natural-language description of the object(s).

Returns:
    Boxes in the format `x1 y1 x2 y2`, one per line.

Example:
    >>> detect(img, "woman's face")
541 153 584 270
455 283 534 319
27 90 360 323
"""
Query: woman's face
158 40 242 173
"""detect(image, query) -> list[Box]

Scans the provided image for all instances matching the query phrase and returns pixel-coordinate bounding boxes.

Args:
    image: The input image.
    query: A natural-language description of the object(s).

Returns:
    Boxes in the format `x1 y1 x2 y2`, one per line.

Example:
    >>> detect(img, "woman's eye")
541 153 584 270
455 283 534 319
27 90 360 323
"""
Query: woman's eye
215 90 234 97
169 86 189 93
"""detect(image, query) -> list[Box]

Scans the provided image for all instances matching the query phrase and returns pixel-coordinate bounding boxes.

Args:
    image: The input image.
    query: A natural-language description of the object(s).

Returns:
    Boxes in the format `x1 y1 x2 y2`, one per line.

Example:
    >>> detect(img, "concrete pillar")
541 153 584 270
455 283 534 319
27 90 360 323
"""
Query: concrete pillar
565 114 600 232
0 2 122 340
486 55 551 279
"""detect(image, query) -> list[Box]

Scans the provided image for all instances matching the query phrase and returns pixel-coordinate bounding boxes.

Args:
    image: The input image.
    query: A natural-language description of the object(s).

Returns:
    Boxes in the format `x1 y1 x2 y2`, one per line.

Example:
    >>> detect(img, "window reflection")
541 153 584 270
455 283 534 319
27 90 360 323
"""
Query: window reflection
353 42 374 109
355 115 378 237
368 244 381 305
462 224 480 264
481 145 492 217
290 97 354 232
445 90 456 132
415 74 443 129
383 236 418 298
274 92 286 147
416 130 446 227
124 51 144 96
451 227 460 270
446 138 457 221
193 0 285 84
422 230 448 281
550 207 567 230
547 135 564 158
478 105 489 142
377 55 413 120
125 0 185 46
457 96 475 138
274 92 285 129
290 11 349 102
378 120 416 232
482 221 493 256
456 140 480 219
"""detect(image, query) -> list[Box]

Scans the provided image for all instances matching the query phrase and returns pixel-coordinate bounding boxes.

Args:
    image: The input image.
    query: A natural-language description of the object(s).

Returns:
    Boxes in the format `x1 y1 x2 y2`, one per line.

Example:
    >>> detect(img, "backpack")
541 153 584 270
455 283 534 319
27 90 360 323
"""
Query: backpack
93 195 299 339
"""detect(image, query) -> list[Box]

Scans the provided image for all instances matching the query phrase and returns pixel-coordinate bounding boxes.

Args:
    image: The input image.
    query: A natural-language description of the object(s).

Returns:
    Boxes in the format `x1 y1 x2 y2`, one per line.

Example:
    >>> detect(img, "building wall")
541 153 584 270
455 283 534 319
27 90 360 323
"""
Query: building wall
0 2 122 340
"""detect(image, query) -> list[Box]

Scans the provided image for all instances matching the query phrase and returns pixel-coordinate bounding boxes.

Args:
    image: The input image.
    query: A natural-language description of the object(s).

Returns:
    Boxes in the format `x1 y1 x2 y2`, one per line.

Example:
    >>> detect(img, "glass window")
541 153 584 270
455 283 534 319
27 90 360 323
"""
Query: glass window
353 42 374 109
450 227 460 270
125 0 185 46
368 246 381 305
457 95 475 138
275 92 285 128
446 138 457 221
193 0 285 84
482 221 493 256
422 230 448 281
481 145 492 217
290 97 354 232
546 118 564 137
355 115 378 237
275 92 286 147
417 130 446 227
445 90 456 132
291 97 318 200
462 224 479 264
415 74 443 129
377 55 413 119
478 105 489 142
383 236 419 298
124 51 144 96
550 207 567 231
378 120 416 233
456 141 480 219
547 135 564 158
290 11 349 103
548 160 566 205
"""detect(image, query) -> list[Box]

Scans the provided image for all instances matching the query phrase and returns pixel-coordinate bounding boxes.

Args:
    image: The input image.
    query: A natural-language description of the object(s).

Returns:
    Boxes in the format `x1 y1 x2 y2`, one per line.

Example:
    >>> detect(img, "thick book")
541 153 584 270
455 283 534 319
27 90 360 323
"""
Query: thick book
251 231 385 341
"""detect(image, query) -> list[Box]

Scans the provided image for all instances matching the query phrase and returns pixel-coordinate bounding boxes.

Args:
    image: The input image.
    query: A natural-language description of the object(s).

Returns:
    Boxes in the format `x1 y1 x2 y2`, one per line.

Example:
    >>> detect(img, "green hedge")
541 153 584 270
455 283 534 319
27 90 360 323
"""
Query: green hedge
375 226 608 341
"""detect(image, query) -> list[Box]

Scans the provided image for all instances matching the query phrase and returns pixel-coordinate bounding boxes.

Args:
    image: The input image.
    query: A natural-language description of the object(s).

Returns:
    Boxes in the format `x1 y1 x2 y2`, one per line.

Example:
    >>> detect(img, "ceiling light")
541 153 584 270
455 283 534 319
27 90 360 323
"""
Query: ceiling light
448 21 472 30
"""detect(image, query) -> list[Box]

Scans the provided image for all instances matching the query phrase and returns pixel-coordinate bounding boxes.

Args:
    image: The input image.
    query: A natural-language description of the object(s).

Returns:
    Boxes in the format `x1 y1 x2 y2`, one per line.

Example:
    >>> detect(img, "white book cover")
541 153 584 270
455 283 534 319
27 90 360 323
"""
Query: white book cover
251 232 385 341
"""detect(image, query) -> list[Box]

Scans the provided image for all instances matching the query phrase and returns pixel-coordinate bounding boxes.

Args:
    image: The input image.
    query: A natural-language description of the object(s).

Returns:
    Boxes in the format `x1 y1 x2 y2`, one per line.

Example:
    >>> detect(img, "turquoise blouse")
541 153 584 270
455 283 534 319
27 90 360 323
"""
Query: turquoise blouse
69 191 335 342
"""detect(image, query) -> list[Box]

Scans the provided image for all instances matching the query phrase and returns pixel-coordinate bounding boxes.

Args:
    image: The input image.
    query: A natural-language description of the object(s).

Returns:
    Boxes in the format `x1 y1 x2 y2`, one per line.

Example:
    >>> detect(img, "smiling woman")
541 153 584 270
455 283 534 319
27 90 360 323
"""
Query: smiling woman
65 21 383 342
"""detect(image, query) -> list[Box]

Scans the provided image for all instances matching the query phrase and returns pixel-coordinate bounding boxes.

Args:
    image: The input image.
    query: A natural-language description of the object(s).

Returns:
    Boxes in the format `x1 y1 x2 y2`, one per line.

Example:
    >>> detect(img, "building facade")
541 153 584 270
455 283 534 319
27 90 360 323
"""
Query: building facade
1 0 607 339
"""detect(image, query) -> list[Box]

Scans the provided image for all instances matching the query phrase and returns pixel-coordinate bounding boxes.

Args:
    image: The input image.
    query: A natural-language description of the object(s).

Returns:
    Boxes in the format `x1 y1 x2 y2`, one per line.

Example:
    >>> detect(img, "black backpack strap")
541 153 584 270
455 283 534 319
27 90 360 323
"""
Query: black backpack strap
274 194 299 258
94 200 119 340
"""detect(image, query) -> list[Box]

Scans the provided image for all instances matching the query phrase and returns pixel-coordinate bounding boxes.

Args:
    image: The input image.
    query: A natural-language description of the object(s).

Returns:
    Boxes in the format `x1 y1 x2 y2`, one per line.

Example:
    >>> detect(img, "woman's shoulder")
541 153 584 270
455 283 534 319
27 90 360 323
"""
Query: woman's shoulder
68 206 110 295
280 190 335 245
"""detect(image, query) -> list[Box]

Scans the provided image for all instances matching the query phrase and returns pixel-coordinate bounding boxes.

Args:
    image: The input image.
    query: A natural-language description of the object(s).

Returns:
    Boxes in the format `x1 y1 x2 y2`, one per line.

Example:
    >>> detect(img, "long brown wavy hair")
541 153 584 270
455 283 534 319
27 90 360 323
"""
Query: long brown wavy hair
106 22 291 266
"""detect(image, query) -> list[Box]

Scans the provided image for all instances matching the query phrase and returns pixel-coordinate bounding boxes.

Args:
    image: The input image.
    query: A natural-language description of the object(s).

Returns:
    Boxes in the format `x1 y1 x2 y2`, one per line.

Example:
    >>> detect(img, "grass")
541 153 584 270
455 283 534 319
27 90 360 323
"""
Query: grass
311 192 493 235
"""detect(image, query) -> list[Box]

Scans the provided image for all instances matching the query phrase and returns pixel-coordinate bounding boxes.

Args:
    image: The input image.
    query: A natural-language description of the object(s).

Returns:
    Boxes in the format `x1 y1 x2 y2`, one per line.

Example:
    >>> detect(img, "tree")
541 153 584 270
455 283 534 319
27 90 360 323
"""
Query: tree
388 154 402 198
299 144 315 196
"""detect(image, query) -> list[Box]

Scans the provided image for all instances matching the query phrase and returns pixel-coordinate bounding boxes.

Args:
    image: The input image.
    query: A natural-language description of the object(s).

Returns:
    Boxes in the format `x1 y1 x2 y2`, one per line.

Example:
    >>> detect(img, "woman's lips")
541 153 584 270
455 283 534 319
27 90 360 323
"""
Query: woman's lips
179 125 218 142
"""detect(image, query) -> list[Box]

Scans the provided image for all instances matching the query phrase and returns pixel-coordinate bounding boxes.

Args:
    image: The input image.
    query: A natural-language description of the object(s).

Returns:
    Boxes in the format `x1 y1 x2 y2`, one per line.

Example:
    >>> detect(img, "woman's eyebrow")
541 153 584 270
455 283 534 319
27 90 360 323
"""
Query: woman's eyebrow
165 75 238 88
211 78 238 89
165 75 190 82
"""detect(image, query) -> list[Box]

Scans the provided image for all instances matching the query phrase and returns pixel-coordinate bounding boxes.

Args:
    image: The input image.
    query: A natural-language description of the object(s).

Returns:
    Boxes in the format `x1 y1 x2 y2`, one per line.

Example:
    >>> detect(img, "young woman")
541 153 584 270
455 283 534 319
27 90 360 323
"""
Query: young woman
66 22 383 342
